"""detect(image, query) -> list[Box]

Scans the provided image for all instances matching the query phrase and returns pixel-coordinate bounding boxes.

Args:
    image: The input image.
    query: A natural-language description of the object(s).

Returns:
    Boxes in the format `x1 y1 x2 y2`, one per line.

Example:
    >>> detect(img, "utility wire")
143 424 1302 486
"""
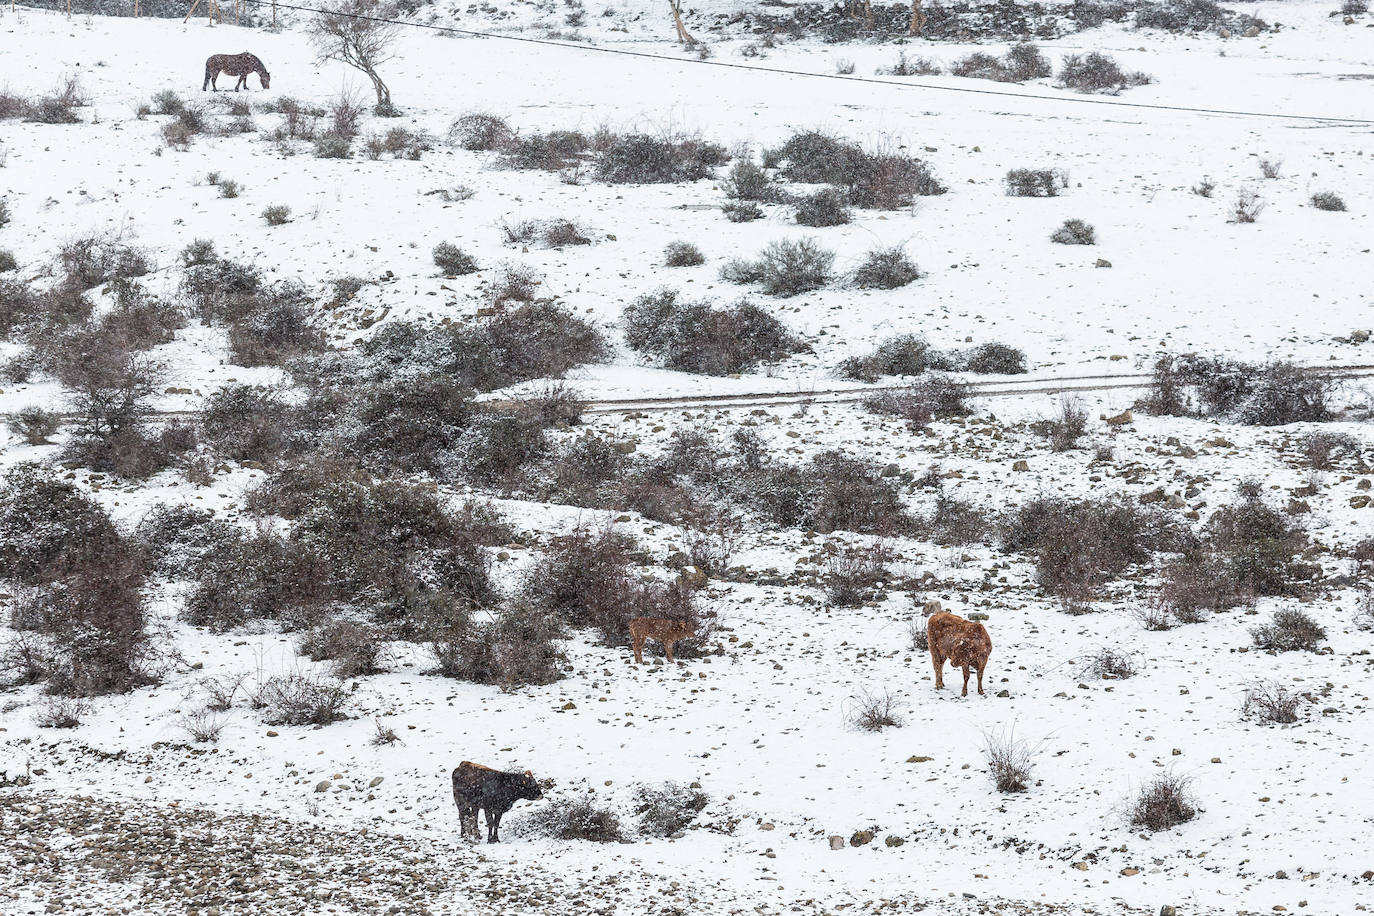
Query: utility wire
238 0 1374 126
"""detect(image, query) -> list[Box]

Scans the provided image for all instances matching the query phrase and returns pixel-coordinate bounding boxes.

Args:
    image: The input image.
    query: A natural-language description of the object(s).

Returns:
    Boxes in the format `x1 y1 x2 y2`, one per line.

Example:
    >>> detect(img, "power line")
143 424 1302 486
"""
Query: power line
239 0 1374 126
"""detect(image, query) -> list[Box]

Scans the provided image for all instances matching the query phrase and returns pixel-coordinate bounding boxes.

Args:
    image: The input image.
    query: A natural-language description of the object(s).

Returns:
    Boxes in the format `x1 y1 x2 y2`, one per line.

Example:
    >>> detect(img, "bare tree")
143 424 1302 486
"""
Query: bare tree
309 0 402 114
669 0 696 44
908 0 926 34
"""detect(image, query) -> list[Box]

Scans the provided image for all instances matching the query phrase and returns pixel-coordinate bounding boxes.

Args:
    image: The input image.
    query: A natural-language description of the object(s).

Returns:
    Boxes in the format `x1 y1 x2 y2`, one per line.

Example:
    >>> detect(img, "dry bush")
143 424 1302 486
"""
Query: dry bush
1232 191 1263 224
918 494 991 546
0 463 123 586
962 342 1027 375
198 384 299 466
1204 487 1316 596
34 697 89 729
431 601 565 688
178 709 225 743
1057 52 1151 93
500 129 590 171
633 782 708 837
1258 158 1282 180
1302 431 1359 469
1157 556 1241 621
622 288 804 375
1045 397 1088 452
1241 681 1302 724
502 217 592 248
840 335 957 381
721 159 781 203
983 729 1036 793
299 618 386 678
10 406 60 445
1132 602 1175 631
747 238 834 297
487 262 542 306
852 246 921 289
227 285 326 367
863 376 972 429
449 112 514 151
1250 608 1326 652
1130 772 1197 832
1136 0 1264 32
951 43 1050 82
199 672 247 712
1006 168 1067 197
256 673 348 726
262 205 292 226
771 131 946 207
879 51 942 76
794 188 852 227
1310 191 1346 212
371 717 402 745
134 504 243 579
1144 355 1334 426
594 133 728 184
521 794 625 842
664 240 705 267
25 76 89 124
1050 218 1096 245
847 687 904 732
1080 646 1137 679
1001 497 1184 602
908 616 928 652
823 540 890 607
58 235 152 290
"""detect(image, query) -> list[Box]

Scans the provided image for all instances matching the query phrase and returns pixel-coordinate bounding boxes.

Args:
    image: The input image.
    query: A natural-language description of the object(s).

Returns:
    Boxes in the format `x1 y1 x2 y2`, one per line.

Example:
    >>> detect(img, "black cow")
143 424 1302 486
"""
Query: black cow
451 761 543 843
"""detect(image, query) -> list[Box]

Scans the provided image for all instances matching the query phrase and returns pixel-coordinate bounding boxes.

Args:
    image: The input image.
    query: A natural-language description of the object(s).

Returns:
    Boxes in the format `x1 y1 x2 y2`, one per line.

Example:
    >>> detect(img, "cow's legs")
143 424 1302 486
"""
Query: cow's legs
458 803 479 841
961 665 971 698
485 808 502 843
202 67 212 91
976 663 986 696
930 646 945 689
632 635 644 665
663 638 676 663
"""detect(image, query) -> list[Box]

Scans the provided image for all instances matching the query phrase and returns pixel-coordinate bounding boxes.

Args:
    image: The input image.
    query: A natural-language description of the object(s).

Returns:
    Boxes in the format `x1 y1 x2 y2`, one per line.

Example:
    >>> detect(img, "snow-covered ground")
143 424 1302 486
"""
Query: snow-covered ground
2 3 1374 915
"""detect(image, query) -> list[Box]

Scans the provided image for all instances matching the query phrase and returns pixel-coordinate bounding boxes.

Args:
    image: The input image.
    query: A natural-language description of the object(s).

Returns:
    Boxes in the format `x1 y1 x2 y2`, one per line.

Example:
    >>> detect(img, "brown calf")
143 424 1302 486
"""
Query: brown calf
927 611 992 697
629 616 695 664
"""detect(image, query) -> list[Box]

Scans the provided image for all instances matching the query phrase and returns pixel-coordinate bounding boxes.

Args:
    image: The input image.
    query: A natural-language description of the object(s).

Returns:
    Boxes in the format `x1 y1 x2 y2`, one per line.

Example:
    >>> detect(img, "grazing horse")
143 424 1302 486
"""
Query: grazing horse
451 761 543 844
203 52 270 91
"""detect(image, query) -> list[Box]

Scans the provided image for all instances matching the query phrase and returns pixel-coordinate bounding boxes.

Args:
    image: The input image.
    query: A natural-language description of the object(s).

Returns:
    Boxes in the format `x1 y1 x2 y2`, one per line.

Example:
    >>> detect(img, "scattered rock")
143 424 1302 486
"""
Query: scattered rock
1012 460 1030 472
850 830 875 847
314 780 331 793
829 835 845 850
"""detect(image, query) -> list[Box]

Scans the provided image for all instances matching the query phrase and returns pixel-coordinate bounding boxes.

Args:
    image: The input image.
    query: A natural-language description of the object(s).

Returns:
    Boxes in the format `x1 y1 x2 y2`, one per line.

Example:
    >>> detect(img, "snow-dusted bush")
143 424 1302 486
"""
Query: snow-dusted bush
256 673 348 726
449 112 514 151
824 540 890 607
794 188 852 227
962 342 1028 374
1006 168 1067 197
1145 355 1334 425
262 204 292 226
1050 218 1096 245
58 234 151 290
864 376 972 429
1242 681 1302 724
634 782 708 837
433 242 478 275
1131 773 1197 831
1251 608 1326 652
1311 191 1346 212
10 406 60 445
847 687 904 731
772 131 945 207
594 133 728 184
227 283 326 367
1058 52 1151 93
622 288 804 376
502 218 592 248
840 334 954 381
133 504 243 580
663 240 705 267
299 618 386 678
852 246 921 290
430 601 564 687
951 43 1050 82
721 159 780 202
521 794 625 842
983 729 1036 792
199 384 298 466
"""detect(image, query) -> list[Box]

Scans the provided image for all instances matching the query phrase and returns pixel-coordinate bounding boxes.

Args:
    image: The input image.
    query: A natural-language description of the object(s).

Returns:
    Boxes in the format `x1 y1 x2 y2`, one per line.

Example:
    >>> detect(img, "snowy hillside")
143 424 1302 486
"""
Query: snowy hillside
1 2 1373 915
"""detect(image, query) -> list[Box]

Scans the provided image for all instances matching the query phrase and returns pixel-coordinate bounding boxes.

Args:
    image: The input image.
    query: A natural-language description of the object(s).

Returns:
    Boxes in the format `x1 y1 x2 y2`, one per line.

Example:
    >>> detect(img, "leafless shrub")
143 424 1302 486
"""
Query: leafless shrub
256 673 348 726
1045 397 1088 451
503 217 592 248
199 672 247 711
863 376 972 429
664 240 705 267
1242 680 1302 724
1144 354 1334 426
487 262 542 306
633 781 708 837
521 793 625 842
1057 52 1151 93
852 245 921 289
846 687 904 732
299 618 386 678
1006 168 1067 197
1250 607 1326 652
1080 646 1138 679
308 0 402 112
1232 191 1263 223
951 43 1050 82
34 696 89 729
1310 191 1346 212
824 540 890 606
449 112 514 151
908 616 928 652
622 288 805 375
1258 158 1282 179
178 708 224 742
1192 176 1215 197
262 204 292 226
1130 772 1197 832
371 717 402 745
1355 589 1374 630
1050 218 1096 245
983 728 1036 793
10 406 61 445
879 51 942 76
1133 600 1175 631
771 131 946 207
1303 431 1359 469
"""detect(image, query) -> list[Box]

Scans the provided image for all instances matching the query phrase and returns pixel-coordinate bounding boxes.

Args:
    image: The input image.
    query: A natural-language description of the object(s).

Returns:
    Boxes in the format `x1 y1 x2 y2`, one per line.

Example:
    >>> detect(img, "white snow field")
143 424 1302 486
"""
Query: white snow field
1 2 1374 915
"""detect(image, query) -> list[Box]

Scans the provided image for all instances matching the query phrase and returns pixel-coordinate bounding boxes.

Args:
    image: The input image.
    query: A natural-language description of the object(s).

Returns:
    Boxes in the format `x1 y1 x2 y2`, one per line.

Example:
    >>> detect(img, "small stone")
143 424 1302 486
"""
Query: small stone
829 835 845 850
1072 862 1088 871
850 830 875 847
1211 757 1222 763
884 835 905 847
1094 258 1112 268
1104 409 1133 426
315 780 331 793
1244 24 1260 36
1120 867 1140 876
1160 906 1178 916
369 776 384 788
906 755 934 764
266 730 279 737
759 822 775 831
1012 460 1030 472
1171 748 1182 756
1140 487 1166 504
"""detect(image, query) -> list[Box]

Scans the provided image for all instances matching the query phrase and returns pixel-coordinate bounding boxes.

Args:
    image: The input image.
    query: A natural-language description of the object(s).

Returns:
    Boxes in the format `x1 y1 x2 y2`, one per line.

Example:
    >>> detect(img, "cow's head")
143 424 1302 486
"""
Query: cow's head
260 71 271 90
516 770 543 801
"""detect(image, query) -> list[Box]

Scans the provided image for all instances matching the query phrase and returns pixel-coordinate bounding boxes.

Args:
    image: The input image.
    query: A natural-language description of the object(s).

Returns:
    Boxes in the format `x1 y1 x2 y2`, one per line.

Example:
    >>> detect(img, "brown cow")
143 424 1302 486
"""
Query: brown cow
629 616 695 664
927 611 991 697
451 761 543 843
